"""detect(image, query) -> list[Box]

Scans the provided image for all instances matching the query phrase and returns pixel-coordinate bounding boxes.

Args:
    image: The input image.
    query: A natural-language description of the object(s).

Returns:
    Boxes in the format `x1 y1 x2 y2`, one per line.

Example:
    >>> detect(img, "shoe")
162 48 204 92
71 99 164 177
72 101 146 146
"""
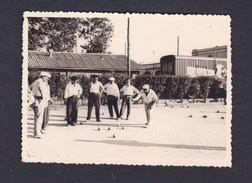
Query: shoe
70 123 76 126
67 124 71 127
41 126 48 131
97 120 102 122
126 118 129 120
40 129 46 134
34 135 42 139
86 119 90 123
145 123 150 126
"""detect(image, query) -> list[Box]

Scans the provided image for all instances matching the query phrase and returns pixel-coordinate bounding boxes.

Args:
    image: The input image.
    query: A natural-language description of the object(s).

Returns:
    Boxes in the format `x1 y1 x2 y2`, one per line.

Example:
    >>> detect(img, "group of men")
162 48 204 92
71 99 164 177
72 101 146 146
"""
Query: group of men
30 72 158 139
64 74 158 125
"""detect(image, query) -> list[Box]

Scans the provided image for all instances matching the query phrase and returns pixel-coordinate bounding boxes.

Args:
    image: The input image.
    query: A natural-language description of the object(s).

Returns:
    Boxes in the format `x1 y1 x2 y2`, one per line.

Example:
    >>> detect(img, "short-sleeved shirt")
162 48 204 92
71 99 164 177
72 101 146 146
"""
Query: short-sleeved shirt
64 82 83 99
104 83 119 97
90 81 104 94
138 89 158 104
120 85 139 96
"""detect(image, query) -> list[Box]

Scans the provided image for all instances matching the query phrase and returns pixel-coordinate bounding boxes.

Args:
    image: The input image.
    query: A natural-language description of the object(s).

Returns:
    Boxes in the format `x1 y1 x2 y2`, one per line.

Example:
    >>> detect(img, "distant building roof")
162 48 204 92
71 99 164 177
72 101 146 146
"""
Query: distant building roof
192 45 227 58
28 51 143 72
141 63 160 69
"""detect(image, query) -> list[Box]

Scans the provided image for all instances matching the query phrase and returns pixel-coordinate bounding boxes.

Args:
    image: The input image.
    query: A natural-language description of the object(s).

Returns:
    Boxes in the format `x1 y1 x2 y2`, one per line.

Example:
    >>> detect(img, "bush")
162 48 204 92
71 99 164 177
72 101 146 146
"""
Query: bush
28 70 225 102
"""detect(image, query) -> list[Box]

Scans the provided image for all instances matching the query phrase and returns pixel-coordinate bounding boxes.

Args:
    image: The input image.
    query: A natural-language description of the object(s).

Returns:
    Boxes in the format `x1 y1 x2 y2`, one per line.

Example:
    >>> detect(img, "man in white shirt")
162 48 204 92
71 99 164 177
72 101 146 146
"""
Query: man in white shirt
86 75 104 122
132 84 158 127
64 76 83 126
119 78 139 120
104 77 120 120
31 71 51 138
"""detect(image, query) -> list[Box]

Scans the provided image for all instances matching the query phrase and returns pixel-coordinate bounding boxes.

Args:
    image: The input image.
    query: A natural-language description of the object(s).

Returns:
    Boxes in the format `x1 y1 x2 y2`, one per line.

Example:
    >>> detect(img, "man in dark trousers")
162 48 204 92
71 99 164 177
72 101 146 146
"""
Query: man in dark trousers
86 75 104 122
119 78 139 120
64 76 83 126
104 77 120 120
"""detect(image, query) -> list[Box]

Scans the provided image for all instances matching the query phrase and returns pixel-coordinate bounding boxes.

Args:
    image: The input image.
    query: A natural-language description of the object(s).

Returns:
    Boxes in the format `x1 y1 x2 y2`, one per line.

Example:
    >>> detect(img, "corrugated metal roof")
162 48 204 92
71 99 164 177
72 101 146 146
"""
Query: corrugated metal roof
28 51 144 71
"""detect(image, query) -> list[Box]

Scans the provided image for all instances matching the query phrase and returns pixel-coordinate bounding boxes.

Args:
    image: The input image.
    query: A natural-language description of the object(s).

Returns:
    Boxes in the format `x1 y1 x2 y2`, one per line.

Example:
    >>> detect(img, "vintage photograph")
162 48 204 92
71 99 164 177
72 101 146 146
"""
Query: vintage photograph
22 12 232 167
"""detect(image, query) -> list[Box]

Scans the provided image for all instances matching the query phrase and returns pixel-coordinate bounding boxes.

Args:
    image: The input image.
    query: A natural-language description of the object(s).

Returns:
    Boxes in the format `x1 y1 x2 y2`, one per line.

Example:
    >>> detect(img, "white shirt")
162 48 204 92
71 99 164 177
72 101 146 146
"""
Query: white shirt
64 82 83 99
120 85 139 96
90 81 104 94
104 82 119 97
31 78 51 107
134 89 158 104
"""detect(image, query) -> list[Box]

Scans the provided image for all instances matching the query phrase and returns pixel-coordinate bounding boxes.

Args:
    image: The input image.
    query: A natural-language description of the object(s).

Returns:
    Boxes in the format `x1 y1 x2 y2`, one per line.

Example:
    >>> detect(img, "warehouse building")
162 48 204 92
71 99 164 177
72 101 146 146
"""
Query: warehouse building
28 50 143 76
141 45 228 76
191 45 227 58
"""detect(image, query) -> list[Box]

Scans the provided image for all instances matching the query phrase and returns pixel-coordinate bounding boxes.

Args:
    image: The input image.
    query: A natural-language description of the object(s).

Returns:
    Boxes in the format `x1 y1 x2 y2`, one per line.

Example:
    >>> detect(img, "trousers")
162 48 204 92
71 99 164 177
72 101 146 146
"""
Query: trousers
144 104 155 124
120 95 132 118
33 100 45 137
42 105 50 129
66 95 79 124
87 93 101 121
107 95 120 118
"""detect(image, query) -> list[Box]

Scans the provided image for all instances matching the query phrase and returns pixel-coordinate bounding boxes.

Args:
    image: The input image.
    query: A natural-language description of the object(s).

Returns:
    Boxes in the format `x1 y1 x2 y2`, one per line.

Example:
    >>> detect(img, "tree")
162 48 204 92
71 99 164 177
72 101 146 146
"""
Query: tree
28 17 79 52
78 18 114 53
28 17 47 50
28 17 114 53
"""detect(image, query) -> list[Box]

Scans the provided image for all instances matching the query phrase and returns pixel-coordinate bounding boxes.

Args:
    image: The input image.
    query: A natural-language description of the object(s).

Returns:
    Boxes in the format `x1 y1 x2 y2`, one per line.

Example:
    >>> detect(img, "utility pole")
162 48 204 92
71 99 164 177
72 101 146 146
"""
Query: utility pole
124 42 126 55
127 18 131 77
177 36 180 56
153 50 155 63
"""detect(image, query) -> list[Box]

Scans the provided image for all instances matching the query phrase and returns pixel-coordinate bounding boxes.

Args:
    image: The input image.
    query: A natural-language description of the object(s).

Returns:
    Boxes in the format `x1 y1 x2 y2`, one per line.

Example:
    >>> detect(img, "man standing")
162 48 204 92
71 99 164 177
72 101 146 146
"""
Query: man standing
119 78 139 120
104 77 120 120
132 84 158 127
64 76 83 126
86 75 104 122
31 71 51 138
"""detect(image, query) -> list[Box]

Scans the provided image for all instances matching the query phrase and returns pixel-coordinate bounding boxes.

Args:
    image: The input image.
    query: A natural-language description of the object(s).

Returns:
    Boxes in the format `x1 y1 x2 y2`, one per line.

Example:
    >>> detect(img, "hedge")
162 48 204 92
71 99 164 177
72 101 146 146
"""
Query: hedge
28 71 225 102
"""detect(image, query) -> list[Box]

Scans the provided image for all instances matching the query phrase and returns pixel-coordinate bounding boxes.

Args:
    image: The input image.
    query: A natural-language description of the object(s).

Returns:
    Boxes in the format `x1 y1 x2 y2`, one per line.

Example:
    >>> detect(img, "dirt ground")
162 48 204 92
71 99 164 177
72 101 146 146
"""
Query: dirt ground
22 100 231 167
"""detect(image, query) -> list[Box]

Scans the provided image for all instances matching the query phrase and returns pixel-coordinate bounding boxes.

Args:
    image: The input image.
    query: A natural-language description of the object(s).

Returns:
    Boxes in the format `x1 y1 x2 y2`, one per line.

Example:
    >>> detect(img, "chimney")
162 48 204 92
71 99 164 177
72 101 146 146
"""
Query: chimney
49 49 53 57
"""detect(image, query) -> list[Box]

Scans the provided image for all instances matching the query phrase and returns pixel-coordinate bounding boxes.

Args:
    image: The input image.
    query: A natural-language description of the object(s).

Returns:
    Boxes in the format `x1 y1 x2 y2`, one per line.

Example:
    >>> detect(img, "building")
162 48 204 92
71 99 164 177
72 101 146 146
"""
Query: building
192 45 227 58
28 51 143 76
140 63 161 75
160 55 227 76
141 45 228 76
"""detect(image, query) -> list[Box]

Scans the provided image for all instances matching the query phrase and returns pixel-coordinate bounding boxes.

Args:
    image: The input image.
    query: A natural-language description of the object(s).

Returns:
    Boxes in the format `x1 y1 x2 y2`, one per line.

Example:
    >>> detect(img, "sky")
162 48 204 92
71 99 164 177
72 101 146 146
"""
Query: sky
76 13 231 64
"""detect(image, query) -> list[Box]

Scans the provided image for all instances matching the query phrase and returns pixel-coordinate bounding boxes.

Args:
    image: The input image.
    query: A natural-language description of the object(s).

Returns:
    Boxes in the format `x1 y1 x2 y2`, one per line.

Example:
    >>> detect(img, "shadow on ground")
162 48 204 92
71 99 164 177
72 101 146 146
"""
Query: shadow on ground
75 139 226 151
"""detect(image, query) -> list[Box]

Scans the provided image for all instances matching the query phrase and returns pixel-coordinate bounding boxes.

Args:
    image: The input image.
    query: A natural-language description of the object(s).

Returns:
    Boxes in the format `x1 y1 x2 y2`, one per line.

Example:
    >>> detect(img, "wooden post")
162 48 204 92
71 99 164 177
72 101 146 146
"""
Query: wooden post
127 18 131 77
177 36 180 56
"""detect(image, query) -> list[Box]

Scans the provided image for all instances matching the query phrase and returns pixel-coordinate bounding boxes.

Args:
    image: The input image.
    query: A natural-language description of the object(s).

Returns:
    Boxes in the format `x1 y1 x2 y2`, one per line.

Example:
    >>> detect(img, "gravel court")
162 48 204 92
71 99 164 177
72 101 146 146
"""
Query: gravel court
23 102 228 166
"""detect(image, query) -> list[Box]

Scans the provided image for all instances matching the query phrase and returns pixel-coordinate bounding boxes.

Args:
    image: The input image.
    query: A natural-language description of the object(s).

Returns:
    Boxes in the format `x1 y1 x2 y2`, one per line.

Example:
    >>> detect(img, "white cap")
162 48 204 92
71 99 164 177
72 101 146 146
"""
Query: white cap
40 71 51 78
109 77 115 81
142 84 150 90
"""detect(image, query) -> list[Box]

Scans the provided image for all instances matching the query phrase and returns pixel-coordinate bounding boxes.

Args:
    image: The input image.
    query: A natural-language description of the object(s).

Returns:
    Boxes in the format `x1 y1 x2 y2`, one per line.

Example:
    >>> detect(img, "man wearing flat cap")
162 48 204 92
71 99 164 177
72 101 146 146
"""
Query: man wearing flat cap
132 84 158 127
31 71 51 138
64 76 83 126
104 77 120 120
